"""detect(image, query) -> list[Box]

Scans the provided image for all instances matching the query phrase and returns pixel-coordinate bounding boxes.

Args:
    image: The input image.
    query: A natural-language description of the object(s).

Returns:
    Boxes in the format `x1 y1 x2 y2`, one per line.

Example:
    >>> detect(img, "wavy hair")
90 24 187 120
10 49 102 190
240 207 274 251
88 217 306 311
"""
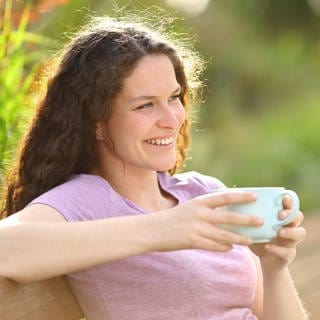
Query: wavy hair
1 16 205 217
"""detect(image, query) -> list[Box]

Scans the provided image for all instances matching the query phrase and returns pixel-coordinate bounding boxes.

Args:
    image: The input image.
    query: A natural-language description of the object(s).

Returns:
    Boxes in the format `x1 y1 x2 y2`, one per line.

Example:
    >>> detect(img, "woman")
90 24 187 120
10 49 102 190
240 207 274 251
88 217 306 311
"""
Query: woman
0 16 307 319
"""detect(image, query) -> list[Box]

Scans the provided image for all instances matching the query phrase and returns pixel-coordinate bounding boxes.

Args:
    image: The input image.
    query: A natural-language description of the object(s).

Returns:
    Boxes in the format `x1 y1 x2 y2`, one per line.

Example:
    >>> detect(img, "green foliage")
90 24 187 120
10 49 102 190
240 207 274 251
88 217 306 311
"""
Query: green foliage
0 0 53 176
181 1 320 212
189 94 320 211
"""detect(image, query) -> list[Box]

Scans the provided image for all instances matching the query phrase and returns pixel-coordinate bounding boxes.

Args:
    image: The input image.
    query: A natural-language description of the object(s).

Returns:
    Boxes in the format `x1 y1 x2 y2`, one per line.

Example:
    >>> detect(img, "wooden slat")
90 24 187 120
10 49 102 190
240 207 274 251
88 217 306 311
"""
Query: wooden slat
0 276 84 320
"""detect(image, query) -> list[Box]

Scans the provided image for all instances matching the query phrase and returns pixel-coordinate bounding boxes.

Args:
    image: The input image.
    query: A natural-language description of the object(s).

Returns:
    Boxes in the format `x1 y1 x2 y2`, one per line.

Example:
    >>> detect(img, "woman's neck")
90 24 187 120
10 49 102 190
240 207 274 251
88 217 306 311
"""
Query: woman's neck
92 167 176 212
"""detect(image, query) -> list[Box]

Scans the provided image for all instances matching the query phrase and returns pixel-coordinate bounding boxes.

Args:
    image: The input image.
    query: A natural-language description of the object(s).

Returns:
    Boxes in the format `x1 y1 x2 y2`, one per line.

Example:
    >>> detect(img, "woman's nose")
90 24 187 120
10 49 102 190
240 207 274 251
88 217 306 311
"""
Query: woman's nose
156 103 185 128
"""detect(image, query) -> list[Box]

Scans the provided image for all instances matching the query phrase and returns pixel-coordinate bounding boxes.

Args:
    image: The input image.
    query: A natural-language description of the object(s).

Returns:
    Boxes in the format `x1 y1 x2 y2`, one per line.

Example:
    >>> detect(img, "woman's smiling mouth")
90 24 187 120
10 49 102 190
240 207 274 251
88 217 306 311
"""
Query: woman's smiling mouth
145 136 175 146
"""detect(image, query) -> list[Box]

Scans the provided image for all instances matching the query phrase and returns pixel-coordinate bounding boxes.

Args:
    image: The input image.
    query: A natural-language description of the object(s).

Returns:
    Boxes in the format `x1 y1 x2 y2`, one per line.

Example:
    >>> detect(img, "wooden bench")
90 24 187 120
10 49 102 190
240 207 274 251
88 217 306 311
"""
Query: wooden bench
0 276 85 320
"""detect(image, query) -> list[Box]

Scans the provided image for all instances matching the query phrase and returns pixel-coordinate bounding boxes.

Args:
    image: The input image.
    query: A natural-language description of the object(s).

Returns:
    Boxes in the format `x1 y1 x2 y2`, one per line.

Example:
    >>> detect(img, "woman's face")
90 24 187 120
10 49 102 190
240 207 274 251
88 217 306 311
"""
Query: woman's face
97 54 186 174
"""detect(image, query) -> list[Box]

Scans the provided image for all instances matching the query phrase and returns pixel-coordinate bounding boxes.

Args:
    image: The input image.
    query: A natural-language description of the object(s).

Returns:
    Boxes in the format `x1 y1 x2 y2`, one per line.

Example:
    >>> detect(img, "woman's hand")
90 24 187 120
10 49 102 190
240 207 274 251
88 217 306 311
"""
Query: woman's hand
249 195 306 274
146 190 263 252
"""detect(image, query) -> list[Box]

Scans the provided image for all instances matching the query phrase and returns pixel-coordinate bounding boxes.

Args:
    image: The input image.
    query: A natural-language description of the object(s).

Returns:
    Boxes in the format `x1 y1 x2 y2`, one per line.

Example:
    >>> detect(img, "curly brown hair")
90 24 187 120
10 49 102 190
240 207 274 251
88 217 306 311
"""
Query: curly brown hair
1 16 205 218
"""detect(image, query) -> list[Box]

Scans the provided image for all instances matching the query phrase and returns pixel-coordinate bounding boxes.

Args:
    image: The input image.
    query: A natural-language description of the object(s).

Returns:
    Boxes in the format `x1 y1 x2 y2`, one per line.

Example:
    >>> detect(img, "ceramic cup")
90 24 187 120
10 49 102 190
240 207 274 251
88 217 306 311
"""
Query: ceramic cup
222 187 300 243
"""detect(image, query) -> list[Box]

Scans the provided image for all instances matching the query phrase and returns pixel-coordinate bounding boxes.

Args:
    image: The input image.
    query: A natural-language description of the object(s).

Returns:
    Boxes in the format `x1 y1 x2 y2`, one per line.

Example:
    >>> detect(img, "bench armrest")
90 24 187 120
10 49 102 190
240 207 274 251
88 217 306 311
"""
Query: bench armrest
0 276 84 320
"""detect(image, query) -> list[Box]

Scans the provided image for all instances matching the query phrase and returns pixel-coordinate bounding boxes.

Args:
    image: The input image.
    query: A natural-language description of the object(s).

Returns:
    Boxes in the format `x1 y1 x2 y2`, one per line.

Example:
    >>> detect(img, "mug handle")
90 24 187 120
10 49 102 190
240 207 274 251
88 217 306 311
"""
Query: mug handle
276 189 300 226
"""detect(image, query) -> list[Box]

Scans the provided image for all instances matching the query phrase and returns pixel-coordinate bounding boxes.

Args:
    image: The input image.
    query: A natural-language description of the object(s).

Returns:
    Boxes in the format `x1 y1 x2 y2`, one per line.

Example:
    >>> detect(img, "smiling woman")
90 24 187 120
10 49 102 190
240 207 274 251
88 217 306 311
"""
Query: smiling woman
1 17 202 215
0 12 308 320
94 54 186 179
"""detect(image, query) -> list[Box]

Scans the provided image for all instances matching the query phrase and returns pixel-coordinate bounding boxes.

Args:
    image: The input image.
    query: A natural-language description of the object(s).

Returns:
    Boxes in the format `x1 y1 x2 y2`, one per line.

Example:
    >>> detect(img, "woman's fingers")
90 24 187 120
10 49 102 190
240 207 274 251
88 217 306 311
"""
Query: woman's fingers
278 226 306 243
278 210 304 227
196 190 257 208
210 209 263 227
190 226 251 251
193 190 263 227
196 207 262 229
282 194 292 209
264 243 296 262
173 192 268 251
200 224 252 246
193 237 233 252
290 210 304 227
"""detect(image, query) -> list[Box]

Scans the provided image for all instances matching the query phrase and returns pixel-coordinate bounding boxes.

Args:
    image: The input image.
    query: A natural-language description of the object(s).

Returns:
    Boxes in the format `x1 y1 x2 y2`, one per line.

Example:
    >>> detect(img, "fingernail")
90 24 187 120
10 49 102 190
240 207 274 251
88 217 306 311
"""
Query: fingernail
280 211 289 219
279 228 286 236
250 194 258 200
257 218 264 225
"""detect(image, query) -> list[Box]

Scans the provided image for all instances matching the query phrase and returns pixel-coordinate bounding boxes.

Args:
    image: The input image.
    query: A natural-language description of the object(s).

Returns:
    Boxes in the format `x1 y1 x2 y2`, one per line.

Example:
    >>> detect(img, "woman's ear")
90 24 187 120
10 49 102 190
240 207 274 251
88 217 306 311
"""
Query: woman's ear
95 121 105 141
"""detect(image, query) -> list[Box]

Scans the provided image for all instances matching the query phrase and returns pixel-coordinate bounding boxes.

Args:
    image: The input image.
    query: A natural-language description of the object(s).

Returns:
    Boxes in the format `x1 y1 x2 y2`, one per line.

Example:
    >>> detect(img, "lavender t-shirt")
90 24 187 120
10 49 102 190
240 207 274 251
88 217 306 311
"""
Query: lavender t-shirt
31 171 257 320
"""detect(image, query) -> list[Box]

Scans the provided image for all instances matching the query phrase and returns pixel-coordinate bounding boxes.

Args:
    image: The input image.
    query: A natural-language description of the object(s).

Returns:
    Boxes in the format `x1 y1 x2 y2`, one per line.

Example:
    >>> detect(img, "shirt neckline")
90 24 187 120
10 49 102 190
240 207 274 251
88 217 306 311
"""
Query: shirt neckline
79 172 180 214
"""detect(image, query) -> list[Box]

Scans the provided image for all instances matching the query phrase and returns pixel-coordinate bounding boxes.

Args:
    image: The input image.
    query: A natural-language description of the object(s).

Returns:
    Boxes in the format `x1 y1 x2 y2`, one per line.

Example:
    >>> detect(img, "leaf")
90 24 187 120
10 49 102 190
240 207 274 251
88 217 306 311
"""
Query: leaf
11 0 33 51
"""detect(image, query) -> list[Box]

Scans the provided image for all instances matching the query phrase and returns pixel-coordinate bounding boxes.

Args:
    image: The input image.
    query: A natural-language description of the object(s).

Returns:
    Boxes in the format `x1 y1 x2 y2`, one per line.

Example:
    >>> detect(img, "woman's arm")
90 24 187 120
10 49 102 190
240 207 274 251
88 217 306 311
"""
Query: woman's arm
0 191 261 283
261 266 307 320
0 204 155 282
251 252 308 320
251 199 308 319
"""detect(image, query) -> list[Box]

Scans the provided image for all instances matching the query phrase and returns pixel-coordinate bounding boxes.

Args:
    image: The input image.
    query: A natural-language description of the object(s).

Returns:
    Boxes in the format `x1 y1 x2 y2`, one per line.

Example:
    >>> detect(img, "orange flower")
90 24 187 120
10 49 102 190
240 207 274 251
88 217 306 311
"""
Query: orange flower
9 0 72 23
36 0 70 12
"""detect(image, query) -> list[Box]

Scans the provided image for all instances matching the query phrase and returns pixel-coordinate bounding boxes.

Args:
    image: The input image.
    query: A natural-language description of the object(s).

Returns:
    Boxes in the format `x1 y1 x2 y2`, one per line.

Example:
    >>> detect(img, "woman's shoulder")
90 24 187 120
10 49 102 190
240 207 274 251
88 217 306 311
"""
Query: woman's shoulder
36 174 111 199
28 174 116 221
173 171 226 190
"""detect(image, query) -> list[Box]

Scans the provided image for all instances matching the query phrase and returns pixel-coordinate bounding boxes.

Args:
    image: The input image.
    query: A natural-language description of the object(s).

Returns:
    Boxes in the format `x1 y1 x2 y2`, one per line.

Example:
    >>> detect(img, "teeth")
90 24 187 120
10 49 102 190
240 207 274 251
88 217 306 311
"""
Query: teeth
147 137 174 145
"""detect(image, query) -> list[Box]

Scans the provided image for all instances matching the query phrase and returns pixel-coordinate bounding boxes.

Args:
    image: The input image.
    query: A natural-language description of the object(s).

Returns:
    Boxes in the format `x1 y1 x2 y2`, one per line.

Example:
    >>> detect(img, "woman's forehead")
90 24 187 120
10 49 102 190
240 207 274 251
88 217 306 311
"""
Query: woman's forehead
119 54 179 99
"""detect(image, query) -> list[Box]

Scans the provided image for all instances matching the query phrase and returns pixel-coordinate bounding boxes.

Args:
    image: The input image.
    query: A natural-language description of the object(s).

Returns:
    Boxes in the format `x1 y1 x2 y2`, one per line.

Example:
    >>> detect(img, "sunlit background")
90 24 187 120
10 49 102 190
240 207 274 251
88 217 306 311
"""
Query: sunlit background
1 1 320 317
1 0 320 212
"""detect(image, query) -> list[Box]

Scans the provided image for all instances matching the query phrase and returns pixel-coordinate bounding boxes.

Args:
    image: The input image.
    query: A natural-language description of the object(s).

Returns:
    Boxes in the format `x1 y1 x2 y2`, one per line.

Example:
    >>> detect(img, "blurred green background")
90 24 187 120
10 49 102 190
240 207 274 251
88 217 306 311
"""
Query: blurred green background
1 0 319 213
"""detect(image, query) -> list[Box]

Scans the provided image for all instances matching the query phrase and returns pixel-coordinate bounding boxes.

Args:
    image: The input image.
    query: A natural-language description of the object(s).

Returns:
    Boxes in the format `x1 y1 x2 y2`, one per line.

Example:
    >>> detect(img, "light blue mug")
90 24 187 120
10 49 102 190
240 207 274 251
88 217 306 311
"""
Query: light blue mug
223 187 300 243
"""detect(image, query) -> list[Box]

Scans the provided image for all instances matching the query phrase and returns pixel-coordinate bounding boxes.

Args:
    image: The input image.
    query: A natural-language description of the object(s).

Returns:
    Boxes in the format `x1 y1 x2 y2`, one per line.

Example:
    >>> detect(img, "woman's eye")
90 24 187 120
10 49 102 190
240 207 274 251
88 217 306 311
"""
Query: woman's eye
168 94 181 102
135 103 153 110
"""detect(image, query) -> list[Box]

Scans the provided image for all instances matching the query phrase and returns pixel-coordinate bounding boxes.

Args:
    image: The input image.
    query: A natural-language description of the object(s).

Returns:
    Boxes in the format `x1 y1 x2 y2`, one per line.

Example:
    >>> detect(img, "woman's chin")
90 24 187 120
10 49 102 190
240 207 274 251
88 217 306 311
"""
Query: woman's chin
154 162 176 173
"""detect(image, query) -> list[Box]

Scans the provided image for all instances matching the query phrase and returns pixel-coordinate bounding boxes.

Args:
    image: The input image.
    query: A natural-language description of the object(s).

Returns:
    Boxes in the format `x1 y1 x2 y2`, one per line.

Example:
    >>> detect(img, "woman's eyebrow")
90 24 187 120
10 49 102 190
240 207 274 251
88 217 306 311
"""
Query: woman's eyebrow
127 85 181 103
